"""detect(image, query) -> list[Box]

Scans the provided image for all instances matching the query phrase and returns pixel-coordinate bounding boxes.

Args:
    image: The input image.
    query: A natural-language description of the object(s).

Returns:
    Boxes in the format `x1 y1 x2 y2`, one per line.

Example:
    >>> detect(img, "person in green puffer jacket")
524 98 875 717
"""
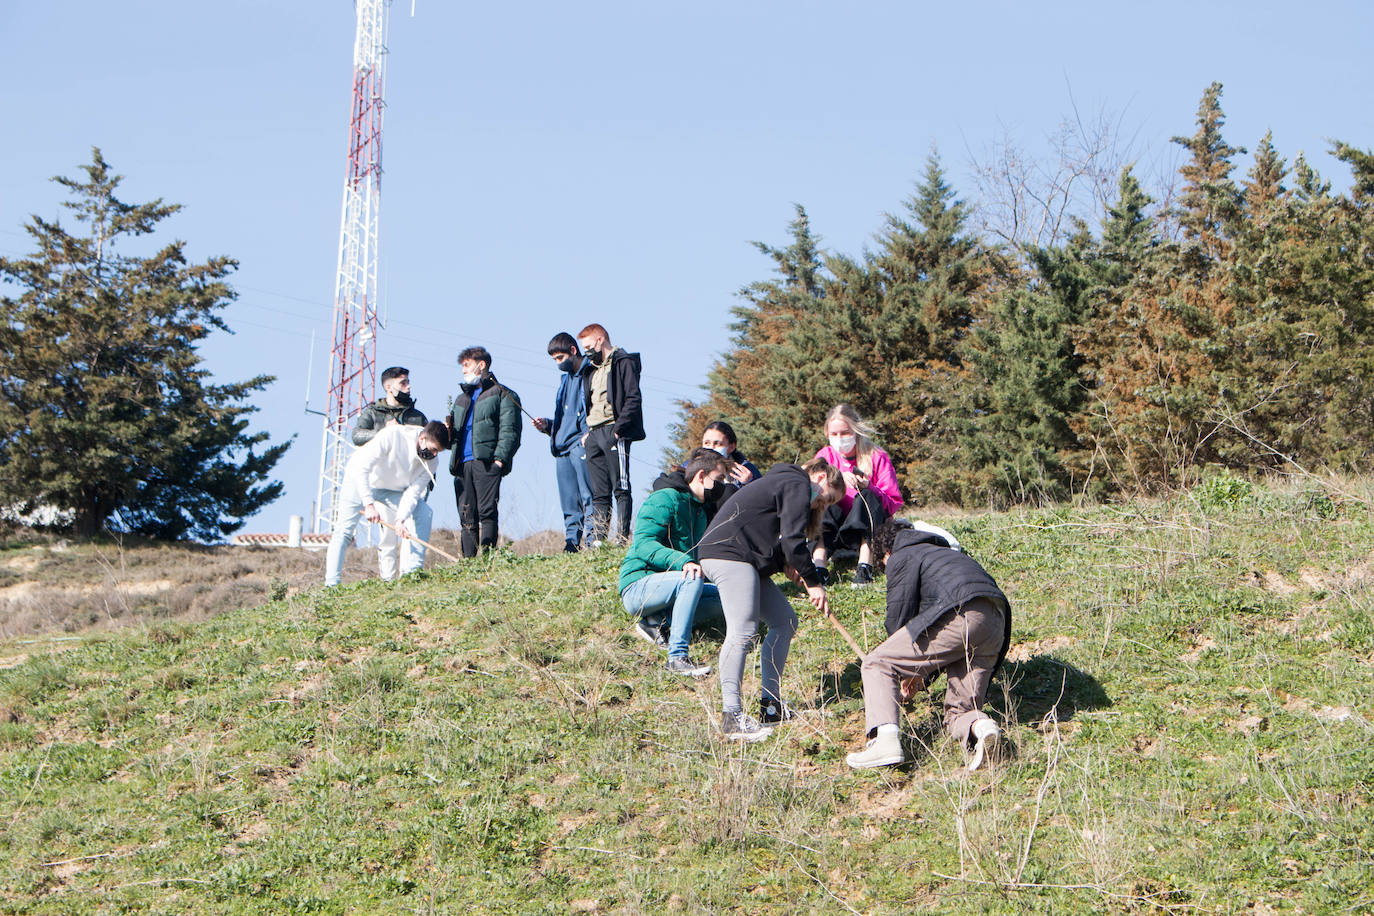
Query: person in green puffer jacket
448 346 523 558
352 366 427 446
618 449 731 677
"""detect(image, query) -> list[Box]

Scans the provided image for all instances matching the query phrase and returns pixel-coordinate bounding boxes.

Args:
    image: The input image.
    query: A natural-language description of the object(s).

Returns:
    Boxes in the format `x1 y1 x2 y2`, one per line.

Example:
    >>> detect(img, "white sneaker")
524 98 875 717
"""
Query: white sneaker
846 731 904 769
966 718 1000 772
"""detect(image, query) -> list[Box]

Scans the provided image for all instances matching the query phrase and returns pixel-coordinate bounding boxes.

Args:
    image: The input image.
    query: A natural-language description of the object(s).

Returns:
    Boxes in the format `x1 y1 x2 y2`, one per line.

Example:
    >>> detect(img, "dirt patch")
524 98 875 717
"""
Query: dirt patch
1256 570 1298 595
1005 635 1077 664
851 783 914 820
2 551 43 573
1181 635 1216 663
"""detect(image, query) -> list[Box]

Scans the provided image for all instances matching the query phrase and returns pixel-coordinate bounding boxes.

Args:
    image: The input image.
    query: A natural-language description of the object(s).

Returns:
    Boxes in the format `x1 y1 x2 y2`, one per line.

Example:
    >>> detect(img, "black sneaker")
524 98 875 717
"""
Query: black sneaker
563 540 579 553
634 618 668 649
665 655 711 678
815 566 831 587
721 710 773 742
851 563 875 588
760 695 794 724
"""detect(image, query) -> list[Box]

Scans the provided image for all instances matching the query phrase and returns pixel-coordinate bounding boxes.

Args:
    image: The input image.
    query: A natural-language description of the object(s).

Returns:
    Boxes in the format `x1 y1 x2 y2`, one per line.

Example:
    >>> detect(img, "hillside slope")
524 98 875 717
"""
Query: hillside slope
2 479 1371 914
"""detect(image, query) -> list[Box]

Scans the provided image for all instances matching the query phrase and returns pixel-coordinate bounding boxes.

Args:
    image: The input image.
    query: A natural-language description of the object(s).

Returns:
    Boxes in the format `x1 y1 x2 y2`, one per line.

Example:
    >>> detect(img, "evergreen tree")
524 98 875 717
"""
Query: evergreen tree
0 149 289 539
866 152 991 503
1172 81 1246 271
670 205 830 464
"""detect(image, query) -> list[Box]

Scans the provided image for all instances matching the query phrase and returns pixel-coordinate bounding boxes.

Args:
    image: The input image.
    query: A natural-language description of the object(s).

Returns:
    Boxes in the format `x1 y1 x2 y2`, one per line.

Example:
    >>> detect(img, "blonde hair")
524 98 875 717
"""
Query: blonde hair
799 457 844 540
824 404 878 475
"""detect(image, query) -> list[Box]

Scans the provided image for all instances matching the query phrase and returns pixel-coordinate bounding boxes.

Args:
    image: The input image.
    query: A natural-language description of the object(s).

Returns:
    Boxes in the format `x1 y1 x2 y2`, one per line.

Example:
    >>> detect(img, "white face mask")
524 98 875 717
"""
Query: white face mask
712 446 731 457
462 372 481 386
829 434 857 454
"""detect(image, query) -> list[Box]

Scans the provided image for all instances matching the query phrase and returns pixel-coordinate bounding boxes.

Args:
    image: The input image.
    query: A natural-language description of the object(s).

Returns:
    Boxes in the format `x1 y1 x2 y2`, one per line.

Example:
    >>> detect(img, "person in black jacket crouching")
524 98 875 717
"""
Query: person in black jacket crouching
698 459 844 742
846 519 1012 772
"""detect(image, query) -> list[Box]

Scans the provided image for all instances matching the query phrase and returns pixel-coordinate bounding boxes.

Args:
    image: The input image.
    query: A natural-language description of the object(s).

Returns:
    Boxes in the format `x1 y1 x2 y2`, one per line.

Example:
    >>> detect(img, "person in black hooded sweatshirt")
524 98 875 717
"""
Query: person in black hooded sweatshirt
846 519 1011 772
697 458 844 742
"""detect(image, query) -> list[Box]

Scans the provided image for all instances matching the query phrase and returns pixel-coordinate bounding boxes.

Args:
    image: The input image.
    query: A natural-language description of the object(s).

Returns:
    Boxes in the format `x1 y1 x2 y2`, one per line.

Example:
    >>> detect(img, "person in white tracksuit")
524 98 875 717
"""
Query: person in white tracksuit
325 421 450 586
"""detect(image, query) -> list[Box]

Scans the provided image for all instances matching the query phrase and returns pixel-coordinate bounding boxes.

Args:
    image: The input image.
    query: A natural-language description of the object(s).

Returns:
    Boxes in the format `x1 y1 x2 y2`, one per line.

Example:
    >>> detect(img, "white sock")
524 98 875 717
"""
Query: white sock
876 723 899 739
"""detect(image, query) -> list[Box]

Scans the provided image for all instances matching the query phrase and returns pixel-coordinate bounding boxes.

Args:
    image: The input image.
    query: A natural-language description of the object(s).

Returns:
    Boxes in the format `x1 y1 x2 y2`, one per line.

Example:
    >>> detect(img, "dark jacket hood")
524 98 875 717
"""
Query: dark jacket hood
651 469 693 495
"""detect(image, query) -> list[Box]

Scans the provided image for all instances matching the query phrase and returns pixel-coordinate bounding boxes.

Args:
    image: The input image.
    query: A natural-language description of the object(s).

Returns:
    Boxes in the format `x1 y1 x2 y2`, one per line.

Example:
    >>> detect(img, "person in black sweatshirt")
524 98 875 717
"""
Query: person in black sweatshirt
846 519 1011 772
697 458 844 742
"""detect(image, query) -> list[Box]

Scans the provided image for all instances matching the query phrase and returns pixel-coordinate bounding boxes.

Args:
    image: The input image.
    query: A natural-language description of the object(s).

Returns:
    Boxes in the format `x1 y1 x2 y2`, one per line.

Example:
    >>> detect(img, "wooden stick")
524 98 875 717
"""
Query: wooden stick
376 518 462 564
824 610 866 661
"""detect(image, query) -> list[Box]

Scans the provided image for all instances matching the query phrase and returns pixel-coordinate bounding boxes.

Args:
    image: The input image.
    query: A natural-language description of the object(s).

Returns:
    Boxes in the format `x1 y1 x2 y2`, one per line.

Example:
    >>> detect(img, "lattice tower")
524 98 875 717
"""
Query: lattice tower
315 0 391 533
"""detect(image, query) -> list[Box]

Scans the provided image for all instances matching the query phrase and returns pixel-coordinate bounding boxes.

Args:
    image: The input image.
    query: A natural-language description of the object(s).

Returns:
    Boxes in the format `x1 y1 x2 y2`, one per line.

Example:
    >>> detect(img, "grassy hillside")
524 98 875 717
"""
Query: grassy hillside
1 477 1371 914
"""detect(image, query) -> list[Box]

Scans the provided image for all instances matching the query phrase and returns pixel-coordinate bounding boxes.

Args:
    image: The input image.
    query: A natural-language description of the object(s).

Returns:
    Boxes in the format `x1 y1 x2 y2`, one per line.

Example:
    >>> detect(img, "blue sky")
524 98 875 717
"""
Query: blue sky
2 1 1370 539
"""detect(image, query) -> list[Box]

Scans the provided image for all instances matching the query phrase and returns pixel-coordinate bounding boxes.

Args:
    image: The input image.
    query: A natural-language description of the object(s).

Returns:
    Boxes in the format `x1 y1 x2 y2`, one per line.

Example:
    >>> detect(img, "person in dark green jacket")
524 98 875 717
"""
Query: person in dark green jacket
618 449 730 677
448 346 522 557
352 366 427 446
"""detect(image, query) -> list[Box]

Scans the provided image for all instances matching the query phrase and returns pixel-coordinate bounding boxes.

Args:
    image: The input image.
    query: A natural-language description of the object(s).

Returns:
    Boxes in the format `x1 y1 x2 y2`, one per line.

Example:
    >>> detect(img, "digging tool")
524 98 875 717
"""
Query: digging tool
376 518 462 564
823 610 866 661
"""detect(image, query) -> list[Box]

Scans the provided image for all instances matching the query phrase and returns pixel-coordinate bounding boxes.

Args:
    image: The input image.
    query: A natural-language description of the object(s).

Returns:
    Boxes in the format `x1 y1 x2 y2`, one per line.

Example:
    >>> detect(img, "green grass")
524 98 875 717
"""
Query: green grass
1 479 1371 913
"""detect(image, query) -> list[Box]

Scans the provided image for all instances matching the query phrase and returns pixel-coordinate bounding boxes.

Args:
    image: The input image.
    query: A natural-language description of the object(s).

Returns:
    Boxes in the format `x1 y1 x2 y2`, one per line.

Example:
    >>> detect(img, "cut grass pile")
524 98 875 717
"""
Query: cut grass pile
1 478 1371 913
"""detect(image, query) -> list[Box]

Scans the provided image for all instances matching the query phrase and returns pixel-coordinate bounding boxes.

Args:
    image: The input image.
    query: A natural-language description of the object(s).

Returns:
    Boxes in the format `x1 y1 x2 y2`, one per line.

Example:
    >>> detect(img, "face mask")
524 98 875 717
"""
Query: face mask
829 435 857 454
712 446 731 457
810 484 821 502
702 479 726 503
462 372 481 386
417 444 437 461
586 348 605 366
394 391 414 407
556 357 575 374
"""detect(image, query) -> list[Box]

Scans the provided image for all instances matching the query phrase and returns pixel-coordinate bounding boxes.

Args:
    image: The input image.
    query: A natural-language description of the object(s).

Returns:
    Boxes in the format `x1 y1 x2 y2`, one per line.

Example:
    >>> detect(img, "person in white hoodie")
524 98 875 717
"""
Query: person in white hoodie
325 420 451 586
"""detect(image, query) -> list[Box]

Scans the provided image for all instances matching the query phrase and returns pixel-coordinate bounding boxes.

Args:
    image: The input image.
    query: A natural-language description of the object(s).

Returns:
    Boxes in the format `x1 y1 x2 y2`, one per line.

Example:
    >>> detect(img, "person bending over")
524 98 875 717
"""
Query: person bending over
325 421 450 586
846 519 1011 772
619 449 731 677
698 458 844 742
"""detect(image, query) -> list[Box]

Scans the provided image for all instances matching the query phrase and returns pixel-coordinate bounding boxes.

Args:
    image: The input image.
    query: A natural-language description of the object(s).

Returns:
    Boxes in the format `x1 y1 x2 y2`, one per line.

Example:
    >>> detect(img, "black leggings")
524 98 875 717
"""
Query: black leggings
820 488 888 555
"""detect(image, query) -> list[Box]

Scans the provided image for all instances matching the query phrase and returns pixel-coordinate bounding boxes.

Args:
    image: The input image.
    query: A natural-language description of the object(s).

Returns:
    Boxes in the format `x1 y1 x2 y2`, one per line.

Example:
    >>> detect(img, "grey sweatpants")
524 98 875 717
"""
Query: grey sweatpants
700 558 798 714
860 596 1005 746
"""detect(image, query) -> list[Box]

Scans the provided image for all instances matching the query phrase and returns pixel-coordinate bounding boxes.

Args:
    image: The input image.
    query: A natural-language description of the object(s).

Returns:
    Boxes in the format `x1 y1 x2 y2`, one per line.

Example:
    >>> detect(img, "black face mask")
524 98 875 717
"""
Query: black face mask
586 348 605 366
394 391 414 407
702 479 726 503
417 445 437 461
556 357 575 374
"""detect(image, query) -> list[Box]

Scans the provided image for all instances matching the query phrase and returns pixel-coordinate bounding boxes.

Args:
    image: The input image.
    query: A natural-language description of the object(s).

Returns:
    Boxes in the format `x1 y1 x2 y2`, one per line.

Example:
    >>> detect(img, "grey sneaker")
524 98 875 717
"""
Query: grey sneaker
634 617 668 649
665 655 711 678
759 696 794 725
721 710 773 743
966 718 1000 772
846 730 904 769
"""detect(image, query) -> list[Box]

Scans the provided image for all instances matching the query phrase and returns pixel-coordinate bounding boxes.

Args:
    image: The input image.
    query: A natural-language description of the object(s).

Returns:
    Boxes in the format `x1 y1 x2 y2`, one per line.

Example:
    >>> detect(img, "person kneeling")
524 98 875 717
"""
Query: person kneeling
847 519 1011 771
618 449 731 677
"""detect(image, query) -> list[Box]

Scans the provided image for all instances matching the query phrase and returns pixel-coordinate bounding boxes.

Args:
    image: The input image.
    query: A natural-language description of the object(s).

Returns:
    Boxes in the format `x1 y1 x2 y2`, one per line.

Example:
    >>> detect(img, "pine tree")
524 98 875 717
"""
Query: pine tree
670 205 831 465
867 152 991 502
1172 81 1246 271
0 149 289 539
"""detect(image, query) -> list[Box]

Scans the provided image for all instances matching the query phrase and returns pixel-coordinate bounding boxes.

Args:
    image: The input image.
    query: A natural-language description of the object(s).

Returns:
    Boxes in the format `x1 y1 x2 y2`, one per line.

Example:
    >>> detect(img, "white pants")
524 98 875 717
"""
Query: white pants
324 486 432 586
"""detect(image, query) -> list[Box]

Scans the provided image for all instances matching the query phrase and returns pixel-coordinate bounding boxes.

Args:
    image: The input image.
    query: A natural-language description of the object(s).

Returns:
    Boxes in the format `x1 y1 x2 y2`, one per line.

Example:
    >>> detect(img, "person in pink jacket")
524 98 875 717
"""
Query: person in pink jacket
811 404 905 586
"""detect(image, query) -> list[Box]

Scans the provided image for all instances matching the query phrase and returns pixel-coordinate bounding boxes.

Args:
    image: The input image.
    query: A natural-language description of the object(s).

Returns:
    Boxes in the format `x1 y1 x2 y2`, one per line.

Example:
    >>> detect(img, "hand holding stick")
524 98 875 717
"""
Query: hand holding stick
376 518 462 564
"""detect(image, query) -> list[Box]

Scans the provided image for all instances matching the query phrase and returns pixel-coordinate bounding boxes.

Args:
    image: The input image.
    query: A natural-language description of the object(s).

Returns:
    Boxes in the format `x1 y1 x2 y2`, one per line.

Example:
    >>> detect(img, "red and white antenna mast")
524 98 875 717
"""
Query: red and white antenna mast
315 0 392 533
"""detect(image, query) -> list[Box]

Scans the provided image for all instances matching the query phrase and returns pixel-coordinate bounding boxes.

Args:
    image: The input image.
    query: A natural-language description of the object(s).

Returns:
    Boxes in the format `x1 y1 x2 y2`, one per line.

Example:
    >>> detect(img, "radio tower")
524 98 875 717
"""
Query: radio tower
315 0 392 533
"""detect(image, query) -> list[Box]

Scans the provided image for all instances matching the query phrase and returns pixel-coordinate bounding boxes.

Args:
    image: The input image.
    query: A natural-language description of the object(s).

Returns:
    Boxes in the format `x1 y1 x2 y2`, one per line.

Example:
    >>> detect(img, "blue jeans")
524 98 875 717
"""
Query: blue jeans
325 486 433 586
620 571 725 659
554 443 593 546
